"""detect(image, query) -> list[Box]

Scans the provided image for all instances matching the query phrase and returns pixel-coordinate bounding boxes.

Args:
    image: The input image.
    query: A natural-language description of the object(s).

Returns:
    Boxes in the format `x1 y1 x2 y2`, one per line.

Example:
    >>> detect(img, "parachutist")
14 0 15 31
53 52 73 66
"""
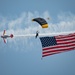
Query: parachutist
35 31 39 38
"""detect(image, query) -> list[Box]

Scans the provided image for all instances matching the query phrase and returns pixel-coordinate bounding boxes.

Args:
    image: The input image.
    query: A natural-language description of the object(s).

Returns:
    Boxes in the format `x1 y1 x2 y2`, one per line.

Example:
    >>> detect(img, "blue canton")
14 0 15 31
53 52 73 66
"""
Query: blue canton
40 36 57 47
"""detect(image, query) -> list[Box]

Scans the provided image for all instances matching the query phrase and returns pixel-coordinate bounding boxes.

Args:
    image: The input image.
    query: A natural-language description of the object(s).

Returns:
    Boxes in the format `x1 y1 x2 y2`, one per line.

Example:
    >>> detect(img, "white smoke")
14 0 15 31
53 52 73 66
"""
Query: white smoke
0 11 75 35
0 11 75 51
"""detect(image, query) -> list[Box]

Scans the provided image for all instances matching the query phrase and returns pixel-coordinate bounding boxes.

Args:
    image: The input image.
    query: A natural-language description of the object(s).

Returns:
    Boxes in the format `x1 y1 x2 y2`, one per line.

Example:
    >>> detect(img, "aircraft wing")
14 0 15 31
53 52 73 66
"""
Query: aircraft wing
3 39 7 43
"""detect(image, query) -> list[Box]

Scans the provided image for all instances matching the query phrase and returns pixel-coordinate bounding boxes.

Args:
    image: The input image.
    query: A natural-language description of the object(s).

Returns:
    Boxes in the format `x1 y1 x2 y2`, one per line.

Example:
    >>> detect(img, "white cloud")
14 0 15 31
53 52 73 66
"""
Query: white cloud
0 11 75 51
0 11 75 36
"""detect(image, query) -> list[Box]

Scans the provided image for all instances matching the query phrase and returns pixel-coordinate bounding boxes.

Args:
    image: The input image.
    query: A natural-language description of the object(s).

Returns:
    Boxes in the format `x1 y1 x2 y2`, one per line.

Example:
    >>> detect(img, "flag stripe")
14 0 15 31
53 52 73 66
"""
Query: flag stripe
43 51 63 57
40 33 75 57
56 39 75 44
55 33 75 38
55 34 75 44
56 36 75 41
43 42 75 50
43 45 75 54
42 49 73 57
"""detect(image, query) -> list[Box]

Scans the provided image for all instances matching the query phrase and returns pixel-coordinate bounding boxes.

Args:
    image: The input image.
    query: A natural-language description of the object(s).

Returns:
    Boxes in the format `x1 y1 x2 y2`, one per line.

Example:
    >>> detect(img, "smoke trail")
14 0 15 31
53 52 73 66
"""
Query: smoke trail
14 31 75 37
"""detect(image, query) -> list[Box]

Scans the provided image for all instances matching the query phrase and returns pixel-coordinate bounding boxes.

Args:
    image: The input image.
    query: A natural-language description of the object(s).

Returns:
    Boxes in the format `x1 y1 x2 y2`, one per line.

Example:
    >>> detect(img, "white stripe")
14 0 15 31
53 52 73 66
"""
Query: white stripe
43 44 75 52
56 36 75 40
43 50 72 56
55 33 75 38
57 39 75 44
43 42 75 49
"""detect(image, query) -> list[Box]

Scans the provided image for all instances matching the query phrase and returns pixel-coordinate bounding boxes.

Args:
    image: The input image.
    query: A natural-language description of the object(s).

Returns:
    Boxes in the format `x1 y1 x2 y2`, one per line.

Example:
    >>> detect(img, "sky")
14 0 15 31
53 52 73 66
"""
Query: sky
0 0 75 75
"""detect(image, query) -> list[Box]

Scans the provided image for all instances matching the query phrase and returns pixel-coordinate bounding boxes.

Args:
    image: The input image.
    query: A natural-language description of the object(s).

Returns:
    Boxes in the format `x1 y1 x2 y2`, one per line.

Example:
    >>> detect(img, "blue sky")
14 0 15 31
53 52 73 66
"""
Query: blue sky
0 0 75 75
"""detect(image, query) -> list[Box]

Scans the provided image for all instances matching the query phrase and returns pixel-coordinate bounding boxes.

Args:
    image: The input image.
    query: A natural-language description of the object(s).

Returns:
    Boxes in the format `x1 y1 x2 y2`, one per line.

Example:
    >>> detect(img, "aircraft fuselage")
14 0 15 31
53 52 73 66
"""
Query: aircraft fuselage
1 35 10 39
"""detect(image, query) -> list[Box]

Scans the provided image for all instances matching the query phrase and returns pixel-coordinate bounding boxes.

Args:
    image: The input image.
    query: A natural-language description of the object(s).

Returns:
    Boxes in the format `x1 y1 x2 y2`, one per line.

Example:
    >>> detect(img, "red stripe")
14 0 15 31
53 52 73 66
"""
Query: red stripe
56 36 75 41
55 33 75 39
43 43 75 50
42 33 75 57
43 46 75 54
43 52 62 57
56 35 75 44
57 40 75 45
42 49 73 57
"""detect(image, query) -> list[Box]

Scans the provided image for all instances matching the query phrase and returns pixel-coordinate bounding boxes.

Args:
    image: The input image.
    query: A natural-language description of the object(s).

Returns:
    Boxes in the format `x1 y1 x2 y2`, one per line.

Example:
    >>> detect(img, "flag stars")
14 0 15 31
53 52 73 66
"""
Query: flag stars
40 36 57 47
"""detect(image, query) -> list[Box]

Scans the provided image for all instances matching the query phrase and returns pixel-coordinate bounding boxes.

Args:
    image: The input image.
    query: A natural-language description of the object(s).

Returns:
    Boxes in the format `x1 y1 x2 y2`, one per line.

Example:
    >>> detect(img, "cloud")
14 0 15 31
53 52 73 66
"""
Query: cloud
0 11 75 51
0 11 75 34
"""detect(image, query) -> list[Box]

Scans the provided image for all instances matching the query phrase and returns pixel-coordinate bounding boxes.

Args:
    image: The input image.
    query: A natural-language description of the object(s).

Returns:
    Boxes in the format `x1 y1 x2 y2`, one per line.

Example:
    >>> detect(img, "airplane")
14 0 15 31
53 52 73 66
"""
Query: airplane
35 31 39 38
1 30 13 43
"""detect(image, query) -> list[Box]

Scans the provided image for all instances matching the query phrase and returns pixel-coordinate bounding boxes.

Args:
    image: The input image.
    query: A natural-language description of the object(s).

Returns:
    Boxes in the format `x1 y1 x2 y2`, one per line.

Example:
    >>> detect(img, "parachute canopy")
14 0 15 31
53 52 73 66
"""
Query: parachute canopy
32 18 48 28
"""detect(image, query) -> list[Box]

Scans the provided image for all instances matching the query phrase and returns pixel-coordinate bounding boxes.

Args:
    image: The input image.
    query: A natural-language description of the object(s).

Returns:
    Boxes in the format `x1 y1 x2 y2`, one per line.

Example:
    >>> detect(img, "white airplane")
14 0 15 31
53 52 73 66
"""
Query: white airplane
1 30 13 43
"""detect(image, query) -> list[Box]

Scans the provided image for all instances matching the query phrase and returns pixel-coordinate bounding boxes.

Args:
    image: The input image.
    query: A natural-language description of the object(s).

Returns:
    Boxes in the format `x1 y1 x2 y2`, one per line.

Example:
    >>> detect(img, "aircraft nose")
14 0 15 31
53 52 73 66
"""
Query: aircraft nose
10 34 13 38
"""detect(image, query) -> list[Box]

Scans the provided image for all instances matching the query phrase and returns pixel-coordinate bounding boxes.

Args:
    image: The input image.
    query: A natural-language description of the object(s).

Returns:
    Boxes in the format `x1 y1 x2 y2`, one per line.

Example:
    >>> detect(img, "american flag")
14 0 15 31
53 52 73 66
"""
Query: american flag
40 33 75 57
